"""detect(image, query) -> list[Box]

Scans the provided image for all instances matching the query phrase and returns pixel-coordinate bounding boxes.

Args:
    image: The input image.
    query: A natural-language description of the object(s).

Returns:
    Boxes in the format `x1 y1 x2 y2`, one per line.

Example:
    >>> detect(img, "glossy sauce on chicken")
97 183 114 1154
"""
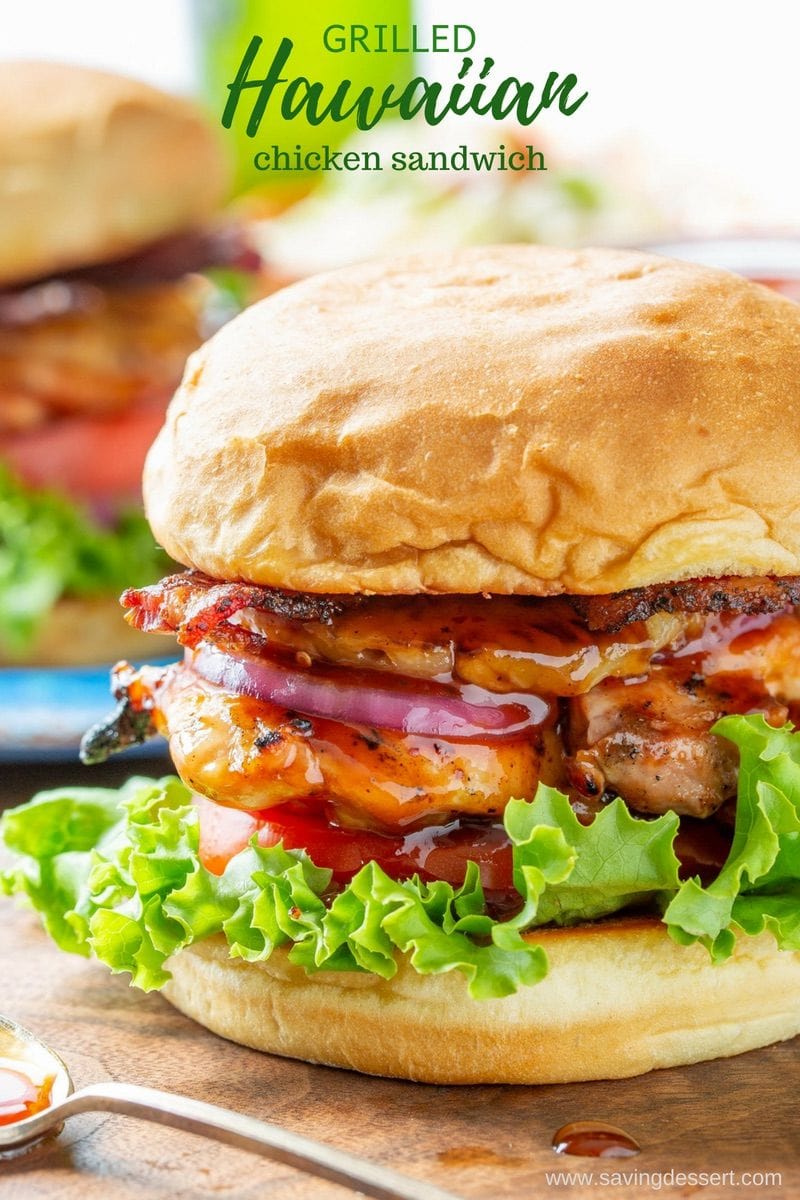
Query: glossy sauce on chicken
105 575 800 873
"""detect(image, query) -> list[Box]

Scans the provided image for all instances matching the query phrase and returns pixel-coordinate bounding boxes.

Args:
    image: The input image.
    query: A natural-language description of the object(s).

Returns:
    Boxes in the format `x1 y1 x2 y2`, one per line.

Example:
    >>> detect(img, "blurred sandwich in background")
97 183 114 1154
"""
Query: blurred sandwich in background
0 61 262 665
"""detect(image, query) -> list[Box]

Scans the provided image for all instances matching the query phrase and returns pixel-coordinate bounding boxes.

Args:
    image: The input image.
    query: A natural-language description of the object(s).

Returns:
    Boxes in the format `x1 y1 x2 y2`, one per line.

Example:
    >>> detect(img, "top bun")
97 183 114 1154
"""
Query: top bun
145 245 800 596
0 61 228 286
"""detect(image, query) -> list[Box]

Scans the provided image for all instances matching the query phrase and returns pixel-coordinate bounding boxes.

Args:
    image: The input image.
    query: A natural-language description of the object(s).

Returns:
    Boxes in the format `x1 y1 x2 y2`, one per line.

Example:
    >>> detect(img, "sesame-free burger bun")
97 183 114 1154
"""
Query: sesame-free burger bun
163 920 800 1084
0 61 228 287
145 245 800 596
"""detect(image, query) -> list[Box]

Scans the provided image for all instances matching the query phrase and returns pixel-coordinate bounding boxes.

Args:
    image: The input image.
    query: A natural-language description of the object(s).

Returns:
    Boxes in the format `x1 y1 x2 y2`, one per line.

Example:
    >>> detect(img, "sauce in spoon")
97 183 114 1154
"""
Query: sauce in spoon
0 1065 54 1126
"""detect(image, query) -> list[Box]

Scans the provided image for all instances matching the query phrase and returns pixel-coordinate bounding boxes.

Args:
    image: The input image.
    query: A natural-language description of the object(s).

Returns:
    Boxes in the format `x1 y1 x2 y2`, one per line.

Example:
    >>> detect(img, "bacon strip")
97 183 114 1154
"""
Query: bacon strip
125 570 800 647
63 224 261 289
122 571 360 646
570 576 800 633
0 225 261 327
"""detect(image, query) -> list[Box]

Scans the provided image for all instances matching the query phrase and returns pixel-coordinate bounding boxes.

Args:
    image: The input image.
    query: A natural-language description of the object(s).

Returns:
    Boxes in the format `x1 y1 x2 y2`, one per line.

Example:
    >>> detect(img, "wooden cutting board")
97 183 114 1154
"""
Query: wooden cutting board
1 761 798 1200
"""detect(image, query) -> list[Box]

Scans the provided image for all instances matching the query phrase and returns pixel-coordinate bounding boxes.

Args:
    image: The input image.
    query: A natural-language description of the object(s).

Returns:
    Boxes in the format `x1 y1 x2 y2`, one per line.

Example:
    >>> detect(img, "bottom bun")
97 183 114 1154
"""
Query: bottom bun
163 919 800 1084
0 595 167 666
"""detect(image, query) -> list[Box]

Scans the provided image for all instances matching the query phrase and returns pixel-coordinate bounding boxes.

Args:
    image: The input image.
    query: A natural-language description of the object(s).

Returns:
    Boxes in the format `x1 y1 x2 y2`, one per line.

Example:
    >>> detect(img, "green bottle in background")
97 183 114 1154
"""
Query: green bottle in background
193 0 414 197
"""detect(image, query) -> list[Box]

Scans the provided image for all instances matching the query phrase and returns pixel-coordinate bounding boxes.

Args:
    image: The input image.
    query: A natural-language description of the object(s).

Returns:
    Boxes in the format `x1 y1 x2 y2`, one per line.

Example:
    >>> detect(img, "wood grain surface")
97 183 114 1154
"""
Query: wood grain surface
0 758 798 1200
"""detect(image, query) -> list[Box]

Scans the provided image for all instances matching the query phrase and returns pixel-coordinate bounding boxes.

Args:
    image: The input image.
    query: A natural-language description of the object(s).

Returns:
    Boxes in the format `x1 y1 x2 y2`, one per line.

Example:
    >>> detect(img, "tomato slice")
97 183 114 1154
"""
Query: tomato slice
195 796 732 897
2 397 170 503
195 794 514 891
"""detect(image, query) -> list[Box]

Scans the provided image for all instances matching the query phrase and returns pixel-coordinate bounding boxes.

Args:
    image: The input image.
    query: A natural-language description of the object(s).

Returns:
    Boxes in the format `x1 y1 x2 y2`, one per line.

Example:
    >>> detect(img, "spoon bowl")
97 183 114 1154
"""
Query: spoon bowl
0 1014 458 1200
0 1015 72 1152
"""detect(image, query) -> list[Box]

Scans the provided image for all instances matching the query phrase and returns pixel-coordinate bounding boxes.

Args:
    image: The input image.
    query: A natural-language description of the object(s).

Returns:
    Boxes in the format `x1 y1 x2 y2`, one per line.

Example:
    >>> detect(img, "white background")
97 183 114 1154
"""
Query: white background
2 0 799 226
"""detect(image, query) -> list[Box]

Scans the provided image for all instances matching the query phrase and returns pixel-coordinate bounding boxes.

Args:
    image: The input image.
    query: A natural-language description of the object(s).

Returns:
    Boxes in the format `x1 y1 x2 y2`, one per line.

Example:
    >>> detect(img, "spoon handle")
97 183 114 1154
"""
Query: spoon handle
52 1082 459 1200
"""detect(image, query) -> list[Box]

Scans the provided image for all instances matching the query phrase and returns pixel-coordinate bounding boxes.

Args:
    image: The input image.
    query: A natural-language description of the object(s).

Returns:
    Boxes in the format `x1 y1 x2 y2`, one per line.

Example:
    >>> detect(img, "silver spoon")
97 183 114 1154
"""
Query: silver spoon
0 1016 459 1200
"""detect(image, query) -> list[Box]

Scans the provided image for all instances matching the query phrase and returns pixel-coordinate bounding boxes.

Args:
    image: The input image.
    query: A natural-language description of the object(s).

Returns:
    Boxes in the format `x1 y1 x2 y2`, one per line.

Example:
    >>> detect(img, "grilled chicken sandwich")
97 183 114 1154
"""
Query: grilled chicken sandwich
0 61 260 663
5 245 800 1083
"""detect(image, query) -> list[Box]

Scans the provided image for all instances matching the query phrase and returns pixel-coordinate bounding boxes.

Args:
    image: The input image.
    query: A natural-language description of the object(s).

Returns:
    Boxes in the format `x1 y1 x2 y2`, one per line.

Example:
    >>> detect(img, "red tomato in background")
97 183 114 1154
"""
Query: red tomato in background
1 397 169 504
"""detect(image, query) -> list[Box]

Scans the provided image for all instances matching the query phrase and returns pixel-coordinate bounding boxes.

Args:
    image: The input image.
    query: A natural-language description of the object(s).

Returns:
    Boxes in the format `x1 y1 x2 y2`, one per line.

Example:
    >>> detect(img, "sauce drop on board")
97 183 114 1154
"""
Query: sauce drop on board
0 1065 53 1126
552 1121 641 1158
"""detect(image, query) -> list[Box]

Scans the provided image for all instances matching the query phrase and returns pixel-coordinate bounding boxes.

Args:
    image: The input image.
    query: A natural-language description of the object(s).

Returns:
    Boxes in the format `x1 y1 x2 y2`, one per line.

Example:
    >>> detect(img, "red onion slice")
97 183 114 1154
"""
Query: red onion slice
189 644 547 740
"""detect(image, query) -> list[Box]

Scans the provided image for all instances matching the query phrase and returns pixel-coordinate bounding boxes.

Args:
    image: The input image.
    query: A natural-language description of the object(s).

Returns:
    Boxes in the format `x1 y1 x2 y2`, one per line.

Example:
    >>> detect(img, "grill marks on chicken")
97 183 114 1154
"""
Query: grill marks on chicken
567 670 783 817
115 572 800 831
564 609 800 818
124 664 547 830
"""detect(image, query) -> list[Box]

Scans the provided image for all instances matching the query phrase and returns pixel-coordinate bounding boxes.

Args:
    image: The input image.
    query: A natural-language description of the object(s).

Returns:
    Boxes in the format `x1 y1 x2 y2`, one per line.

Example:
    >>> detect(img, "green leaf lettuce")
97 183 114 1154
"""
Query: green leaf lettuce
665 714 800 959
3 714 800 997
0 466 170 655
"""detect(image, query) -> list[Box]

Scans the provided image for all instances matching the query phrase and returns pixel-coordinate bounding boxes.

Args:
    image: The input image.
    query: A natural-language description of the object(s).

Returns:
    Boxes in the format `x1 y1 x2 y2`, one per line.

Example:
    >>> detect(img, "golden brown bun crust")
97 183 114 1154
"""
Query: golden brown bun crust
0 62 228 286
0 595 170 666
163 922 800 1084
145 246 800 596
